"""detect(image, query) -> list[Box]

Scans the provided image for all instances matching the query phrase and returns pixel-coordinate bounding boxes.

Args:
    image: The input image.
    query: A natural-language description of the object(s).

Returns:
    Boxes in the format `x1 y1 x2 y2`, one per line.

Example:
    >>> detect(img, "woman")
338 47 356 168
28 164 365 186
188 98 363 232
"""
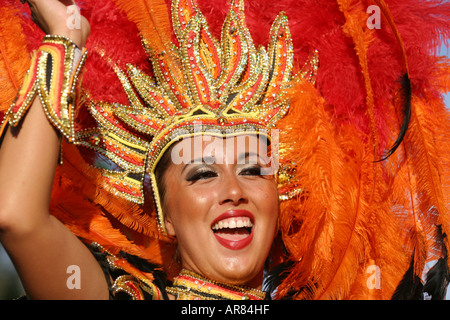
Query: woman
0 0 283 300
159 135 279 299
0 0 449 300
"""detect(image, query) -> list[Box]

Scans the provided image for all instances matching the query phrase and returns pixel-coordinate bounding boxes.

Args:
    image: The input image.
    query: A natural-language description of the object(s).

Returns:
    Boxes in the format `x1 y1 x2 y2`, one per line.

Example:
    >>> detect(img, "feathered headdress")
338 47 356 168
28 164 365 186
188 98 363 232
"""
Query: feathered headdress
76 0 305 233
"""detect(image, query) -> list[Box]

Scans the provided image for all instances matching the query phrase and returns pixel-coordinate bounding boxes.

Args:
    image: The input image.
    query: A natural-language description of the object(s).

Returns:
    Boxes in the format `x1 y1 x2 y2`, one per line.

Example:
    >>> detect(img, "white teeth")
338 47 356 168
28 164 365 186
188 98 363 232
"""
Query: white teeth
212 217 253 231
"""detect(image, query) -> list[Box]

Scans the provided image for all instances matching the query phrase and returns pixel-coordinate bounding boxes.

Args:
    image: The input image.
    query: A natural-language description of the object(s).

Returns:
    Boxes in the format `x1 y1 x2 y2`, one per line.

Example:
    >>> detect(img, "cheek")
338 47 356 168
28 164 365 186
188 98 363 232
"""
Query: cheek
250 179 278 209
250 180 279 230
165 185 217 232
165 187 218 263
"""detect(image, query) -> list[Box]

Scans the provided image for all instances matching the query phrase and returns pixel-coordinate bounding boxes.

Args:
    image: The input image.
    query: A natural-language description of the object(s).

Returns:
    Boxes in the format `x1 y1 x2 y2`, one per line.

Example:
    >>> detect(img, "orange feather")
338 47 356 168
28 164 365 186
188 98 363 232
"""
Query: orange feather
0 6 30 114
50 141 177 272
276 75 411 299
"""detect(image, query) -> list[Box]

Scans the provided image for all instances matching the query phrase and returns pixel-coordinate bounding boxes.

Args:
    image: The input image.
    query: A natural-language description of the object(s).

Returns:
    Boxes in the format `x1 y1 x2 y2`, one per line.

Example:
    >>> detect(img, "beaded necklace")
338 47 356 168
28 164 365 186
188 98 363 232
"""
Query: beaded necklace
166 269 267 300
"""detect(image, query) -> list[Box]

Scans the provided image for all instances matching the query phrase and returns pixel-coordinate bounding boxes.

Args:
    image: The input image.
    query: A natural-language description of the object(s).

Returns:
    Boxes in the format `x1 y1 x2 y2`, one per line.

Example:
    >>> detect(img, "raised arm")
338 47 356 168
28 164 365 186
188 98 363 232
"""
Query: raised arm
0 0 109 299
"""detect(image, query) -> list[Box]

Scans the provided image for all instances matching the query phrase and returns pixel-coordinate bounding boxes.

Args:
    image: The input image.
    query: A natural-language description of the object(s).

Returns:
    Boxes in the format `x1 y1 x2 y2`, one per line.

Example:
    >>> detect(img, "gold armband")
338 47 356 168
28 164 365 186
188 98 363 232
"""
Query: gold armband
7 35 88 142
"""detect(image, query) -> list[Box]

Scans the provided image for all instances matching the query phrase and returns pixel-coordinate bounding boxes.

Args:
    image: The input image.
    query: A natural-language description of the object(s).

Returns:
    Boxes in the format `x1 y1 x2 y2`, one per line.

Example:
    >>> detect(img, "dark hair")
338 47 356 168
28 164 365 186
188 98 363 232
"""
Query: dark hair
154 144 176 211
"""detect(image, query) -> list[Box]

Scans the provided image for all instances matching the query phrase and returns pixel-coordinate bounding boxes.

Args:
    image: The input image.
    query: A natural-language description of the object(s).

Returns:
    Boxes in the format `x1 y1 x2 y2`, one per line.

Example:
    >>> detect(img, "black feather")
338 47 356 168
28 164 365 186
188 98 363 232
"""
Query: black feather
391 257 424 300
118 250 170 299
424 257 450 300
263 260 293 299
378 73 412 161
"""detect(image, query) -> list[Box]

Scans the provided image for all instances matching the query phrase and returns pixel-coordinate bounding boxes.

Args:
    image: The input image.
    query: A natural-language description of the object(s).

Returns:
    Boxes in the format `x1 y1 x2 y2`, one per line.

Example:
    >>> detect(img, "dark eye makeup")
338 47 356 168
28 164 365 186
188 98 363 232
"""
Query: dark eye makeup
185 167 218 181
238 166 262 176
185 164 265 182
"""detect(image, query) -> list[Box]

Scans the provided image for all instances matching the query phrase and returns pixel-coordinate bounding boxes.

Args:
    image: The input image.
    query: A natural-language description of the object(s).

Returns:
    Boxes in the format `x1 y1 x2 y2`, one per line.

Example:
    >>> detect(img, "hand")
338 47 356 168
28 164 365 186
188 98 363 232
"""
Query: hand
24 0 90 48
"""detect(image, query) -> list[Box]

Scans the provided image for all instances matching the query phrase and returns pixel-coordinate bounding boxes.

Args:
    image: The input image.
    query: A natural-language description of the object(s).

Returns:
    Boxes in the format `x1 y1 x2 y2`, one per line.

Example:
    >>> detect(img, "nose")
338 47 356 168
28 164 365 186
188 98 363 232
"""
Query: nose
218 171 248 206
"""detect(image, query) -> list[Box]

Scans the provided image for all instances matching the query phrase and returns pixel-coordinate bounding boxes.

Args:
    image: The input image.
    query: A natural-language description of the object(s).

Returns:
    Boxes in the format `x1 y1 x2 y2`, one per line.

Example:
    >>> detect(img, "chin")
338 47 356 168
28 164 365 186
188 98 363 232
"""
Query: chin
212 256 264 286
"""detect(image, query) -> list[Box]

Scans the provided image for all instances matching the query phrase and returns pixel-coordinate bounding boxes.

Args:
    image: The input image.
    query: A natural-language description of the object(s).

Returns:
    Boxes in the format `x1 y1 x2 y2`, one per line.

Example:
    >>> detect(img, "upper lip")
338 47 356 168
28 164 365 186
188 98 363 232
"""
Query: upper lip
211 210 255 230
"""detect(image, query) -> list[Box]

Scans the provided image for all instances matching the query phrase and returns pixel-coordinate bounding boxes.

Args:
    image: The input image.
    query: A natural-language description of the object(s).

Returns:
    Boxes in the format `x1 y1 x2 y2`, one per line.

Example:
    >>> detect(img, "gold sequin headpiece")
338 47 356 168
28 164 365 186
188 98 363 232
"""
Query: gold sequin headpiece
79 0 298 233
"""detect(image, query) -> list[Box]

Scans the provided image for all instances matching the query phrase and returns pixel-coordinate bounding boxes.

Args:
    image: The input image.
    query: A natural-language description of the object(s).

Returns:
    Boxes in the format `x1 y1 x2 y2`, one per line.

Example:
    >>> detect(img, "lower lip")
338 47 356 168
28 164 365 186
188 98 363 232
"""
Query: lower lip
213 229 254 250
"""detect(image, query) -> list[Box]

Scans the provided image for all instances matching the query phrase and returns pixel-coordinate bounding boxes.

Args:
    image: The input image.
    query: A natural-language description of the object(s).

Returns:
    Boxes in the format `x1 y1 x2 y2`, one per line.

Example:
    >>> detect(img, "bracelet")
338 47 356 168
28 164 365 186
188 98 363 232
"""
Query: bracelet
7 35 88 142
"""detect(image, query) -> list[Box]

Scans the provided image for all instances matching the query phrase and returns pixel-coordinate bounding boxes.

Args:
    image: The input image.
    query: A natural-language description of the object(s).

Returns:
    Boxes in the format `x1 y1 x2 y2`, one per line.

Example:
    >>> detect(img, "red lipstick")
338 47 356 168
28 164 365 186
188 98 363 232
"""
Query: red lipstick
212 210 255 250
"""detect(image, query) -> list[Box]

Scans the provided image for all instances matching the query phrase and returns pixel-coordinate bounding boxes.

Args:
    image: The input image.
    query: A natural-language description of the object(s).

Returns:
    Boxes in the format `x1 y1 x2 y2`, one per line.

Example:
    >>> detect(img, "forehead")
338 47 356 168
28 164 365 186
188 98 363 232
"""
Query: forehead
171 134 269 164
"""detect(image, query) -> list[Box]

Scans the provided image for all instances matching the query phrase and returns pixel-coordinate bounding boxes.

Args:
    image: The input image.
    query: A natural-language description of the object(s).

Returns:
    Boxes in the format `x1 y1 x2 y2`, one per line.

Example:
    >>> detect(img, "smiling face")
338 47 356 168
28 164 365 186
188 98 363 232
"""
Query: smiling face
158 134 279 289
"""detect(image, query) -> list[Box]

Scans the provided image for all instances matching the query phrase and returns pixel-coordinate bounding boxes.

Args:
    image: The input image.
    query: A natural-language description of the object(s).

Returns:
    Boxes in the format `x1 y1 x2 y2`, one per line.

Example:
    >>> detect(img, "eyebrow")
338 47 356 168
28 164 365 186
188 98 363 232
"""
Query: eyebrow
237 152 270 165
238 152 259 161
181 156 216 173
180 151 268 173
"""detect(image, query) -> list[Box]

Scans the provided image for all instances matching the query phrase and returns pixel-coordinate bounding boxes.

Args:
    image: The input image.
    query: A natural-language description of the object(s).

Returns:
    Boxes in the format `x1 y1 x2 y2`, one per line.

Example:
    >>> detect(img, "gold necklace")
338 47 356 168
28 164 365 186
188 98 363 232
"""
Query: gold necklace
166 269 267 300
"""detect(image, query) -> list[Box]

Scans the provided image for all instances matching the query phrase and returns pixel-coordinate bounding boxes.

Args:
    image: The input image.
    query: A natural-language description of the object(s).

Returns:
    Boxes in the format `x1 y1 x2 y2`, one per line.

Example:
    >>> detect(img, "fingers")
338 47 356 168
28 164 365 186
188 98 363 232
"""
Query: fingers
21 0 89 48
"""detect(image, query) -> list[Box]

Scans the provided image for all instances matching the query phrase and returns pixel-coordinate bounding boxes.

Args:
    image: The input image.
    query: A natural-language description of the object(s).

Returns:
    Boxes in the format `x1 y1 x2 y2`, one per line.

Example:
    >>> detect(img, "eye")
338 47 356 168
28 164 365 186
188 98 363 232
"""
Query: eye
239 166 262 176
186 169 218 181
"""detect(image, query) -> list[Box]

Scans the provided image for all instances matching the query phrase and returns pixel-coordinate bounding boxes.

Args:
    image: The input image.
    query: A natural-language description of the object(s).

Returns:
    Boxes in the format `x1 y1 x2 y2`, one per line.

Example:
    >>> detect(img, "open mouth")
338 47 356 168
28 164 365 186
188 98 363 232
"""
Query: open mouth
212 216 253 239
211 211 254 250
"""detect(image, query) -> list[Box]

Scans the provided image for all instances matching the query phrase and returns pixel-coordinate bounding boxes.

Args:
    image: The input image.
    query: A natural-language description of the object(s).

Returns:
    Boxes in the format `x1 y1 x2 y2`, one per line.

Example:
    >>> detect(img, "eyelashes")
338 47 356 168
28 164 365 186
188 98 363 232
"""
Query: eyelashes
239 166 262 176
186 169 218 181
185 165 263 182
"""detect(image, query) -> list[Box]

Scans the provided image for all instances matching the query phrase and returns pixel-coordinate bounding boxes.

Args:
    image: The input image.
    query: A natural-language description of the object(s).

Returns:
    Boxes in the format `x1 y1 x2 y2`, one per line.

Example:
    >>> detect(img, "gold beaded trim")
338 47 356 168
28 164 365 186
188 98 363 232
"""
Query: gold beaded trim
91 242 163 300
7 35 88 142
166 269 266 300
